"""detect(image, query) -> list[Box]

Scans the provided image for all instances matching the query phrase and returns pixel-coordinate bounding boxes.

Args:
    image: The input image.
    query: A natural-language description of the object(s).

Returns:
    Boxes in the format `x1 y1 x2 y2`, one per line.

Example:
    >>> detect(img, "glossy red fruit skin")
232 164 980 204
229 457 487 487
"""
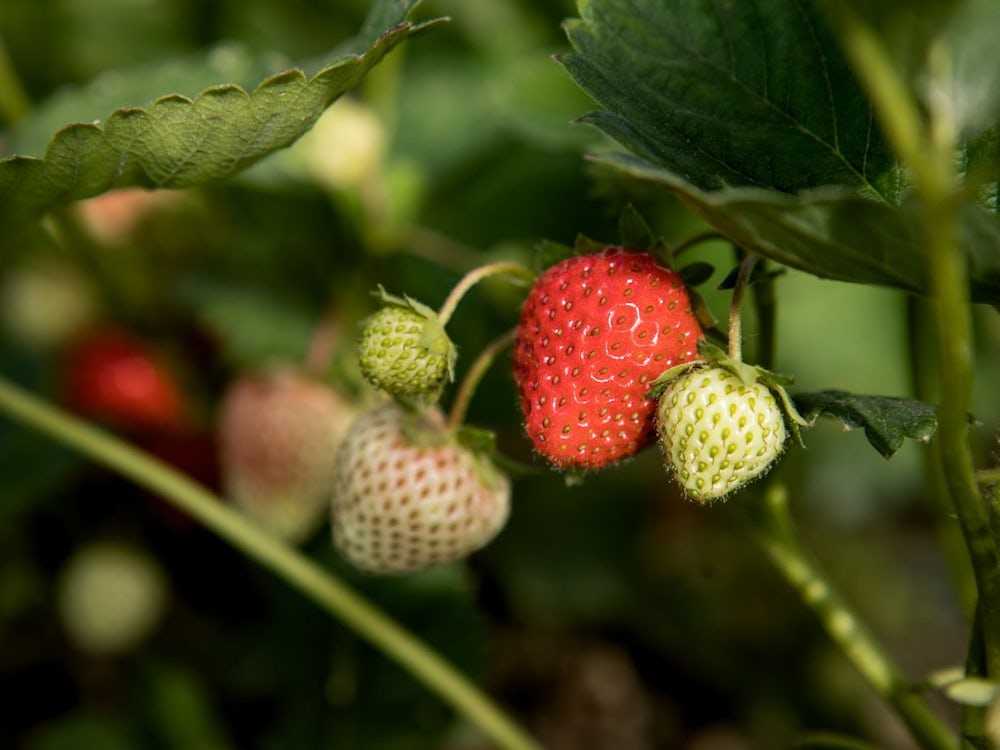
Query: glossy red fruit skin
62 329 187 431
513 247 702 469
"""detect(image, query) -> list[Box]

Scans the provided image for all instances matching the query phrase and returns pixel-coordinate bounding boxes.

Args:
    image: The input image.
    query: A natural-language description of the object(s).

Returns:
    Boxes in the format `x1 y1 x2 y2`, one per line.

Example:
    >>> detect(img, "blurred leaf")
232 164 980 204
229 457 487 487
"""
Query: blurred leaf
0 351 80 521
561 0 899 199
794 390 938 459
596 153 1000 303
0 0 446 233
137 662 230 750
822 0 1000 137
32 714 138 750
177 277 316 369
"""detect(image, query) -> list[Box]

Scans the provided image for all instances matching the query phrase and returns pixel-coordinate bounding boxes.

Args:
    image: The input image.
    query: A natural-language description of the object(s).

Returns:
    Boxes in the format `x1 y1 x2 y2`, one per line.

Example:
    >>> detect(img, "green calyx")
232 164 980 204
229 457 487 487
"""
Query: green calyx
647 339 808 447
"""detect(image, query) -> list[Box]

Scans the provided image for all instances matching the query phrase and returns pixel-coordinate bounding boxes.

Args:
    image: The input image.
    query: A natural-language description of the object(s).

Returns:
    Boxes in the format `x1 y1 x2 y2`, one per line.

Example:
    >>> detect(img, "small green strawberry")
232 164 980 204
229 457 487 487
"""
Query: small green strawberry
652 344 804 502
357 288 456 402
330 402 510 575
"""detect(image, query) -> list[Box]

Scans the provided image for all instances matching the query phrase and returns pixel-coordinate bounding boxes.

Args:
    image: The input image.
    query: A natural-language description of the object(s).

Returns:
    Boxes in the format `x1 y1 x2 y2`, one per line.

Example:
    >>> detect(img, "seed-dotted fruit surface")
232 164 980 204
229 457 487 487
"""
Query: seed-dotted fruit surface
218 369 357 542
658 367 787 502
331 402 510 575
357 306 452 399
513 247 702 469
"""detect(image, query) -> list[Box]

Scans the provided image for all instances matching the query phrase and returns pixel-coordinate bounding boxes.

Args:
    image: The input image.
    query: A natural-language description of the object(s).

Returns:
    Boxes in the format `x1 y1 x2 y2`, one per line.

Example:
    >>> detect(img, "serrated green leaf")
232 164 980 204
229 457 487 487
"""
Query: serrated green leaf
597 154 1000 304
0 0 445 234
7 43 274 159
562 0 898 199
793 390 938 459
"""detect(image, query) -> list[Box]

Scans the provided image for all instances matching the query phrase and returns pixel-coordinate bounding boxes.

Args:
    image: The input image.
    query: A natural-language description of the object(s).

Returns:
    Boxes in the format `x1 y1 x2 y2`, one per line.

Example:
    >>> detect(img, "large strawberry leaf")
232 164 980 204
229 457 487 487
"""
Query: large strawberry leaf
793 390 938 459
559 0 1000 304
598 153 1000 304
0 0 444 234
561 0 899 201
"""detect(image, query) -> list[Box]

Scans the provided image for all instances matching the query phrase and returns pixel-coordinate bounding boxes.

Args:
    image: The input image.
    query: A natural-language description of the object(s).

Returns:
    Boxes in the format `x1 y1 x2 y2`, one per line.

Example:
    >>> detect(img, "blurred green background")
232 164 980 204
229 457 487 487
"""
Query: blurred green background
1 1 996 748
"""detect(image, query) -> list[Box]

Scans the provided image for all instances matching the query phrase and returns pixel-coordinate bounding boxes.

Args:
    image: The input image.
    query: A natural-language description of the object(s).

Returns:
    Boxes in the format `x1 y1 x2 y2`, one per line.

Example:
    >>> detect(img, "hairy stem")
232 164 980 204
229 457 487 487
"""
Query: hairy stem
0 376 542 750
437 262 534 328
747 485 957 750
727 253 758 362
831 4 1000 678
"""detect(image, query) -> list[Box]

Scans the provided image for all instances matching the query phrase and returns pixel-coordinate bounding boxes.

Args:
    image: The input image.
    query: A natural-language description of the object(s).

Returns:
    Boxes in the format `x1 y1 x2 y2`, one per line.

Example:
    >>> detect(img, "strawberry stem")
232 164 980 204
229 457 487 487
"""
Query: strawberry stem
727 253 758 362
302 304 343 376
747 483 957 750
668 228 728 259
437 262 534 328
448 328 517 431
830 1 1000 693
0 374 543 750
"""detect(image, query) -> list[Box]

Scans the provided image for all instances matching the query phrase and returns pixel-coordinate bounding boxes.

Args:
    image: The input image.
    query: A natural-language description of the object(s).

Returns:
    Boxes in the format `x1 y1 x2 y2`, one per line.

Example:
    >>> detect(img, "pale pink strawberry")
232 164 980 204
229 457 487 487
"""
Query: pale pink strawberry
330 402 510 574
218 368 357 542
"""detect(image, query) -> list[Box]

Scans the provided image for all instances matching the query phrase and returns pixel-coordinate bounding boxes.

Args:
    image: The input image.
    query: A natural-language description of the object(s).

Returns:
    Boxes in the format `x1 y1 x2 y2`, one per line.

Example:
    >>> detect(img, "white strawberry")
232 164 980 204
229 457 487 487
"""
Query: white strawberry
218 368 357 542
57 541 169 656
330 402 510 575
657 365 787 502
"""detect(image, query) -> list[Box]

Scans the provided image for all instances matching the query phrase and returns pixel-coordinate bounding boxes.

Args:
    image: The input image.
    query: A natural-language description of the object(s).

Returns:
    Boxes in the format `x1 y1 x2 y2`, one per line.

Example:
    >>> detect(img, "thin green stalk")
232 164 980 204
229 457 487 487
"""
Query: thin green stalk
746 484 957 750
437 262 534 328
726 253 758 362
830 5 1000 676
0 376 542 750
907 297 977 617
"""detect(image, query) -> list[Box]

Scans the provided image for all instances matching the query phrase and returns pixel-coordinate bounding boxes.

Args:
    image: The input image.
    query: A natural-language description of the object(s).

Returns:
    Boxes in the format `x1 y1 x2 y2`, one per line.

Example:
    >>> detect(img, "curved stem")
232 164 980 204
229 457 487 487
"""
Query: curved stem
669 229 728 258
831 3 1000 678
746 484 957 750
727 253 758 362
0 376 542 750
303 305 343 377
448 329 517 431
437 262 534 328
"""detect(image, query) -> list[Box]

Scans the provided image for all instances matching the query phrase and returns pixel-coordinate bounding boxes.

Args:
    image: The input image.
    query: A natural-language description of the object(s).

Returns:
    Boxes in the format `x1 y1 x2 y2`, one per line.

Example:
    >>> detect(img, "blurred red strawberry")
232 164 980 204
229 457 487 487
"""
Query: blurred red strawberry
61 328 189 432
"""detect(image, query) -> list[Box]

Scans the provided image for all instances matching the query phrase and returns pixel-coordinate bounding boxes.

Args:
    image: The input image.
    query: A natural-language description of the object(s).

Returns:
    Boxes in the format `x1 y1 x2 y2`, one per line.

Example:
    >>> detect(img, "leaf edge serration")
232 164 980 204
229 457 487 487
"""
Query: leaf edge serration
0 3 446 233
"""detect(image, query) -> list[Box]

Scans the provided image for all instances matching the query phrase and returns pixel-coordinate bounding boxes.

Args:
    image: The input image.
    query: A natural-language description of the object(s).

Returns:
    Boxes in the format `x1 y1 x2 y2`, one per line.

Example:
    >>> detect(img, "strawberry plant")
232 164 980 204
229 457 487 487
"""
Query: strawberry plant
1 1 999 749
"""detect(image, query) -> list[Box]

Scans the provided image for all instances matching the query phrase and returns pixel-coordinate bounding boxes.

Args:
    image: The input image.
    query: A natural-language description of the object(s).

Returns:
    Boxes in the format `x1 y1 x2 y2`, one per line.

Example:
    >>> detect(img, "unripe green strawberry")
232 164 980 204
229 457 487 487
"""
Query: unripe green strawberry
218 368 358 542
331 402 510 575
513 247 703 469
357 291 456 401
657 366 787 502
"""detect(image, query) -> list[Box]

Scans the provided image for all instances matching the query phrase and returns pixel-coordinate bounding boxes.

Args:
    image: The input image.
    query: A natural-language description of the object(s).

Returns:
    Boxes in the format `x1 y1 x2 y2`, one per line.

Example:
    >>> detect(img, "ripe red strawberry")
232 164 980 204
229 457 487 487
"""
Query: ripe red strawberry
218 368 358 542
513 247 703 469
61 328 188 431
330 402 510 574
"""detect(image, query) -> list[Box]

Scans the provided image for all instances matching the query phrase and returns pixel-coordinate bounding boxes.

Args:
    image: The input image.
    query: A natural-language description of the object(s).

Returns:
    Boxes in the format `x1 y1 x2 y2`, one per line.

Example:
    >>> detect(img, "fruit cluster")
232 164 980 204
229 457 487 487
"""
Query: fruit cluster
215 243 800 575
512 246 799 503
